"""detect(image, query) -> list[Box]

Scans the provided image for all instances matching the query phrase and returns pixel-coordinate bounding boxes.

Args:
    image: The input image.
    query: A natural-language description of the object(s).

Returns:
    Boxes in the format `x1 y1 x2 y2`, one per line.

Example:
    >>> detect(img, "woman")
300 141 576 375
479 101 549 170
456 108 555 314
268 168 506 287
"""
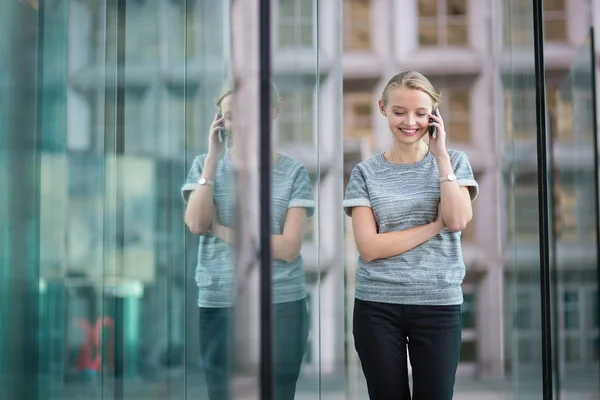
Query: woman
181 84 314 400
343 70 478 400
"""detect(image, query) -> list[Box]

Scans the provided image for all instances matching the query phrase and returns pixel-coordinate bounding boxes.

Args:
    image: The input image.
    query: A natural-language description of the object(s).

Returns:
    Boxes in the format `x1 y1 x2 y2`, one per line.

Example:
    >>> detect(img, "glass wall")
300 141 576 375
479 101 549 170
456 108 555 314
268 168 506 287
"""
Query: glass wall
502 1 600 399
552 31 599 397
502 0 546 397
0 0 343 399
2 0 599 399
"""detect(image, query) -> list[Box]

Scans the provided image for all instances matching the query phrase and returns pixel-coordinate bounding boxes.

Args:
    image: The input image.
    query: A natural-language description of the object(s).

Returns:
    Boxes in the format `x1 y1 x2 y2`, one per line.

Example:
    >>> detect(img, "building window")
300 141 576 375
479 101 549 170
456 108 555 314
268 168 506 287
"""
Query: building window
278 0 314 49
543 0 567 42
440 88 471 143
278 90 314 145
504 87 538 142
343 92 374 147
503 0 567 46
343 0 372 51
418 0 468 47
509 182 540 243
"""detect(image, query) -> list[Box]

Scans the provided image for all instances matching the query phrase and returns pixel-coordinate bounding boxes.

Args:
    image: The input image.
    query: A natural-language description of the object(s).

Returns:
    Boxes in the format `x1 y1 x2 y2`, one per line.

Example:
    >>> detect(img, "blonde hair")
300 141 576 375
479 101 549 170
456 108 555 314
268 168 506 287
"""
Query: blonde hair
215 82 281 109
380 70 441 108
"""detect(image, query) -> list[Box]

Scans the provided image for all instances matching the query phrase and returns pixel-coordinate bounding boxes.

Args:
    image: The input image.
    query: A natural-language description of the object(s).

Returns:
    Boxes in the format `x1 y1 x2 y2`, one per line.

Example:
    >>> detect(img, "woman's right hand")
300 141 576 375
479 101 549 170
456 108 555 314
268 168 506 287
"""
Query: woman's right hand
207 112 226 161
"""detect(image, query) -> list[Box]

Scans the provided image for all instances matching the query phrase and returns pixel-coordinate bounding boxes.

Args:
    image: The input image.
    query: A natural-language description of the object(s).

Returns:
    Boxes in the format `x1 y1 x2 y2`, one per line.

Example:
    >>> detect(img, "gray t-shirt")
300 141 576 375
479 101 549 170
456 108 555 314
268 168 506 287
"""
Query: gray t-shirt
343 149 479 306
182 153 315 308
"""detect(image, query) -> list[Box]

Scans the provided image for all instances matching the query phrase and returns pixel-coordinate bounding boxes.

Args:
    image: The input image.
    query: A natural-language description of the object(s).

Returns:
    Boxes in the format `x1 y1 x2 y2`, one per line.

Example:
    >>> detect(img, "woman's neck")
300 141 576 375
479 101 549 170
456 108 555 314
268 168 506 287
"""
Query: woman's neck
385 141 428 164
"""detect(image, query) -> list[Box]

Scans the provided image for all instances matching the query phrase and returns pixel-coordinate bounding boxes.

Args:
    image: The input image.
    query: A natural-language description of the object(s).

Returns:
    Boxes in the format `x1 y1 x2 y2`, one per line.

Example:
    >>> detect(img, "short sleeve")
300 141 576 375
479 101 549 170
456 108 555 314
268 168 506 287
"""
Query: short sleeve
181 155 204 204
289 166 316 218
343 165 371 216
452 151 479 201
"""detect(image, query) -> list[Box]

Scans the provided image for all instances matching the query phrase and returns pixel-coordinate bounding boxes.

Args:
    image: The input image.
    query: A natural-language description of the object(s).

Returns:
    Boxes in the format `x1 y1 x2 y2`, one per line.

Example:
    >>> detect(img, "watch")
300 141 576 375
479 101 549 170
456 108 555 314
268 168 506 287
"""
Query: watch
198 176 215 187
439 173 457 183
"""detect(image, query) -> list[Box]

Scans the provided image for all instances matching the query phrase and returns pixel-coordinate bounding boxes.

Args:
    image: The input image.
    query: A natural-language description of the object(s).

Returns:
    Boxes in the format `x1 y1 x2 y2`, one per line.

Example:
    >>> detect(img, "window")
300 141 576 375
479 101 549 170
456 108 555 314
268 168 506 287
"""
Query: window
441 88 471 143
418 0 468 47
278 0 314 49
343 92 374 147
502 0 567 46
509 182 540 243
504 87 538 142
563 290 581 330
543 0 567 42
343 0 372 51
553 186 578 242
278 90 314 145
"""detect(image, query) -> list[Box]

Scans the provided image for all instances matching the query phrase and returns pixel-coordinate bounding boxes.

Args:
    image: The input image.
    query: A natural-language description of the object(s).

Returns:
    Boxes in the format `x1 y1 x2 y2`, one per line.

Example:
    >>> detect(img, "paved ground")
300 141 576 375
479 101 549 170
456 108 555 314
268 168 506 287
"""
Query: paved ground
40 370 600 399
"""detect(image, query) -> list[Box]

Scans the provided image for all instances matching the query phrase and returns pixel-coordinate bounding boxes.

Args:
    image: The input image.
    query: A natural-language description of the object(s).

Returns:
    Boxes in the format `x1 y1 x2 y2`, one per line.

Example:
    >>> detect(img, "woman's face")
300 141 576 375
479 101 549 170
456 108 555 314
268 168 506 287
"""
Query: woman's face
218 94 281 145
379 86 434 146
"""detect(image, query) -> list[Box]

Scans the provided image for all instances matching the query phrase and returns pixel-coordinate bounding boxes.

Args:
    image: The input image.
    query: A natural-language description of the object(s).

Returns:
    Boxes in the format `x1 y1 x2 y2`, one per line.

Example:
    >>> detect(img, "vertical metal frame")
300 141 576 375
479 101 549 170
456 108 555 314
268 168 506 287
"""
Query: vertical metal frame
531 0 554 398
590 26 600 390
259 0 274 399
230 0 274 398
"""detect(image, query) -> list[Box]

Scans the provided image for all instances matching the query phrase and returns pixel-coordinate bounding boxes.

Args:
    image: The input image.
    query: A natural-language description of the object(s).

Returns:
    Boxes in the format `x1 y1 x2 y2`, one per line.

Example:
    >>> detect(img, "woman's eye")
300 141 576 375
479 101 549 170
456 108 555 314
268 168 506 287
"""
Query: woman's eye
395 112 405 116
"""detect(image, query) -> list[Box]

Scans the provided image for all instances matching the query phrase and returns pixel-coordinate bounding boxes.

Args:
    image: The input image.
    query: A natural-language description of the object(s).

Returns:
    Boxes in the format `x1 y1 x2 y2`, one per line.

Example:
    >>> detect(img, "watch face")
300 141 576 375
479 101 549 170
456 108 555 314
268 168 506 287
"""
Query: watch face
198 177 206 184
448 173 457 181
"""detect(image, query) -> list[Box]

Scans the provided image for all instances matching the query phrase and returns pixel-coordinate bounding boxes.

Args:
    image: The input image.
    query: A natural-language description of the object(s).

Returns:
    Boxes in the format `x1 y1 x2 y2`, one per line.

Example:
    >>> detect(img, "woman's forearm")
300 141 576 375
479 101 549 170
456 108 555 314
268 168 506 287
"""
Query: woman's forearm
212 225 300 263
184 157 218 235
436 153 473 232
355 220 444 263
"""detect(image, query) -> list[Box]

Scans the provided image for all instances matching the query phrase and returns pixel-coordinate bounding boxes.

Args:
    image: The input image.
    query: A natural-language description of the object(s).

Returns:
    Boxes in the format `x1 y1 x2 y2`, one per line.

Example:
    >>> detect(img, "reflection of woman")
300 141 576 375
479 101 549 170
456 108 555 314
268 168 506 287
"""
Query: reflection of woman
181 85 314 400
343 70 478 400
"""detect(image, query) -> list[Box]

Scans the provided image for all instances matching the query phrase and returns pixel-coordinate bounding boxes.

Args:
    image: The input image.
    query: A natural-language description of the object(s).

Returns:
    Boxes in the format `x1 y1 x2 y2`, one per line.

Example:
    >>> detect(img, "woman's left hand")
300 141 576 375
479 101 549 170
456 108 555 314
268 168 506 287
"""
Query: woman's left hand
428 108 448 158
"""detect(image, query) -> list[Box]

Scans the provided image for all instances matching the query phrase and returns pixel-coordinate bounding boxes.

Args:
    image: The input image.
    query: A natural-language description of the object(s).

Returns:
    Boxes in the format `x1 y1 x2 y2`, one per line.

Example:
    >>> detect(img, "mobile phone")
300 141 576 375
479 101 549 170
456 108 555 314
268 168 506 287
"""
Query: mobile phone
216 111 227 142
429 107 437 136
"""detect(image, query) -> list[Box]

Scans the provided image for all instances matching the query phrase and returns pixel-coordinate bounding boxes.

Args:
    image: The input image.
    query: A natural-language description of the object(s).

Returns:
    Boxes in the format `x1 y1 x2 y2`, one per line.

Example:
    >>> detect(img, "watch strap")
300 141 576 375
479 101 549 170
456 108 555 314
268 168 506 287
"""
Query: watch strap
198 177 215 186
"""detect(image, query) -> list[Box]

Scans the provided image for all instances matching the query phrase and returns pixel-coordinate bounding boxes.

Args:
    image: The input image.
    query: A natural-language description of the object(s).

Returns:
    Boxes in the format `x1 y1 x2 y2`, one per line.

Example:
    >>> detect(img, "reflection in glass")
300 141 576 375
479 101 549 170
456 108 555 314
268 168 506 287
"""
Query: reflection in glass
182 85 315 399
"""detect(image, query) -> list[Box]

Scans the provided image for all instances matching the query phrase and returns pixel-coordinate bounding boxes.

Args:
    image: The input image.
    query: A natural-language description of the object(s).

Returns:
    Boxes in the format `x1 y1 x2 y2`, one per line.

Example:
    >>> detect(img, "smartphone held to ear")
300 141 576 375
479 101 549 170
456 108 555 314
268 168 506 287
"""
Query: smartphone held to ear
217 111 227 142
429 107 437 137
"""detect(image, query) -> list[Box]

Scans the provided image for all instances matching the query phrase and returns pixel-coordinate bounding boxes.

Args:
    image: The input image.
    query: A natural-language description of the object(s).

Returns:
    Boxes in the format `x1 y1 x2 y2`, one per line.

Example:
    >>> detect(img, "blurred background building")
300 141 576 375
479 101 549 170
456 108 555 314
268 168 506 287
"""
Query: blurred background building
1 0 599 399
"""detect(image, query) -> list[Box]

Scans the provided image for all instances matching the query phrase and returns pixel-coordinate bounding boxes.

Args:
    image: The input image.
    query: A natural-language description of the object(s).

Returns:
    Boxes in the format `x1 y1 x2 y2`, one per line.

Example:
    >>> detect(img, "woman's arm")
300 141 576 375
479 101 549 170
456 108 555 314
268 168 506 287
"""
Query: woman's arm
350 206 445 263
184 114 226 235
428 109 474 232
184 156 218 235
271 207 307 263
211 207 308 263
436 153 473 232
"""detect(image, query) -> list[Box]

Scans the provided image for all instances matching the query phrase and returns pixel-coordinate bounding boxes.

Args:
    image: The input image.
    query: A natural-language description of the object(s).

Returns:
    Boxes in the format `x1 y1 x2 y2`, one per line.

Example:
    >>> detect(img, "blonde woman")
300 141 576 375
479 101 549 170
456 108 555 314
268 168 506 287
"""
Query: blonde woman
182 85 314 400
343 70 478 400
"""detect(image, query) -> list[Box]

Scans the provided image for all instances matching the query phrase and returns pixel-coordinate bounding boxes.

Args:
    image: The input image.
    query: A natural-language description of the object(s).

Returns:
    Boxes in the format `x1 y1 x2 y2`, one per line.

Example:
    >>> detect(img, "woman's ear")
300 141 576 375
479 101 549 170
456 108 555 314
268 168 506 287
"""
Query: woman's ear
378 99 386 116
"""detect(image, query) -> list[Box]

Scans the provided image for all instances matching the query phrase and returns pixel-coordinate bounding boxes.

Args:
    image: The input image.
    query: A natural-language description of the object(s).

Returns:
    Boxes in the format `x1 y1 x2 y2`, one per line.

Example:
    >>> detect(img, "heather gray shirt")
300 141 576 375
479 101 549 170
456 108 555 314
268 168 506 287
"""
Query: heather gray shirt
343 149 478 306
182 153 315 308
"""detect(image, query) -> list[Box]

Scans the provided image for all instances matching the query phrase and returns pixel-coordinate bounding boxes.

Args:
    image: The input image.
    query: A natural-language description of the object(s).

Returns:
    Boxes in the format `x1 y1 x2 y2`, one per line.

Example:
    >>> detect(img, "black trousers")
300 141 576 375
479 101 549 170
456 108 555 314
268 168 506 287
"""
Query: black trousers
199 298 308 400
353 299 462 400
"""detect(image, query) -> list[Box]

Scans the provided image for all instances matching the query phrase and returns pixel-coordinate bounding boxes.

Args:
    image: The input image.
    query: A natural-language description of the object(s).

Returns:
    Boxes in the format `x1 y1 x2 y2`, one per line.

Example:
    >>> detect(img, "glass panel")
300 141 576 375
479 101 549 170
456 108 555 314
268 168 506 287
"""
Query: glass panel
502 0 545 396
552 31 599 396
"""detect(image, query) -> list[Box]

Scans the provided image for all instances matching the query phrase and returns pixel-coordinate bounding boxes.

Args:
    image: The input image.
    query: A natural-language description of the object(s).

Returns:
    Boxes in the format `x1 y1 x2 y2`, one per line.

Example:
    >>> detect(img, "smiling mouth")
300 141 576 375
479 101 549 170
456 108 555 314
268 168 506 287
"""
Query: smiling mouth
400 128 419 136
